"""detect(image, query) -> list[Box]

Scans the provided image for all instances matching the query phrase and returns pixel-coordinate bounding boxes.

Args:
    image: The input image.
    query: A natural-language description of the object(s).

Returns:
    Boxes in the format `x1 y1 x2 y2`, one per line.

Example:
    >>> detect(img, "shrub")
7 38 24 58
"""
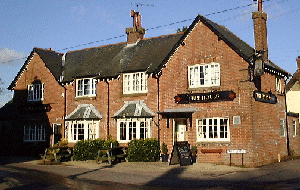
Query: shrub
161 142 168 154
127 138 160 162
73 138 119 161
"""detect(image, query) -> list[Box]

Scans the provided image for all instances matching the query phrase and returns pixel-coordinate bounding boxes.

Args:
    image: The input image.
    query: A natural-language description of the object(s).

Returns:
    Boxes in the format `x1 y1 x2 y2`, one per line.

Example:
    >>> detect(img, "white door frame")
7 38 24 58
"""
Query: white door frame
173 119 187 143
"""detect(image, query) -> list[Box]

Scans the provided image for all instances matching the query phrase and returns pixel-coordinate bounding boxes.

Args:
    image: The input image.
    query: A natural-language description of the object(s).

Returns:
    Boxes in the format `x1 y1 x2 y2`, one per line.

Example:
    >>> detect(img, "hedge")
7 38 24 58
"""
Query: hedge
73 138 119 161
127 138 160 162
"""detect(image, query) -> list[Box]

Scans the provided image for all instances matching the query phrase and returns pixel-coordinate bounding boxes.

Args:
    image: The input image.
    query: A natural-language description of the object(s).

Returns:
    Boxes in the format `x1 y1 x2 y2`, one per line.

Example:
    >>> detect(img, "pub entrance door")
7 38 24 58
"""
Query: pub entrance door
174 119 187 143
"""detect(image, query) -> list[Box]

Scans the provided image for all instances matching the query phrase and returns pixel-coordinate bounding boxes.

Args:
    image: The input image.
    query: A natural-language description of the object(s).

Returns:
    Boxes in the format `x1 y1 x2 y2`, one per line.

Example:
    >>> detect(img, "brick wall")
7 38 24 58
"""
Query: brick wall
12 52 65 147
61 19 291 167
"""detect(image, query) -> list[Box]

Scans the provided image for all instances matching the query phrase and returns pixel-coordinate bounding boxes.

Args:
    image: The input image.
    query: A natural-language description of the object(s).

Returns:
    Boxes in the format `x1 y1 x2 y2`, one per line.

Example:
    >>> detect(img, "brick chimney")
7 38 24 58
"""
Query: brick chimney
252 0 268 60
126 10 145 44
297 56 300 72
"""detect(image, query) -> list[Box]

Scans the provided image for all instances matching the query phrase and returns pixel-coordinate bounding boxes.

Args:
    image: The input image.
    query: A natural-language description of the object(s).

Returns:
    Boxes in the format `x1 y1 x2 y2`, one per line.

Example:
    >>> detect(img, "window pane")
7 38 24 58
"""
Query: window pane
200 66 204 85
120 122 126 140
73 124 77 141
140 122 146 139
83 79 90 95
78 123 84 140
129 122 136 140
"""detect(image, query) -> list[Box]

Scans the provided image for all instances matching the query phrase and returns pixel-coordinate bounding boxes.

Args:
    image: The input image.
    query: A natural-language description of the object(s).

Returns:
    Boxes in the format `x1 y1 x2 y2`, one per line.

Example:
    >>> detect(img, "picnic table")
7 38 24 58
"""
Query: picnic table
96 147 127 165
40 147 72 163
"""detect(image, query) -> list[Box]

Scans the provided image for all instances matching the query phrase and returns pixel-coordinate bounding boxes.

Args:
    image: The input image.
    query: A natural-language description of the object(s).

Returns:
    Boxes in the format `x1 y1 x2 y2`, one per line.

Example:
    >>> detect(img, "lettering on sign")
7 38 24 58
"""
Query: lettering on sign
227 149 247 154
20 104 52 112
253 90 277 104
174 91 236 104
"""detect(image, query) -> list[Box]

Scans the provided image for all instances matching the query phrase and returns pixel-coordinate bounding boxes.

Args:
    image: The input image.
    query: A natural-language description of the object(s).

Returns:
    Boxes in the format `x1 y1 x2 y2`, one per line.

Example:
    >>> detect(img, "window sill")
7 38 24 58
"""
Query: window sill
188 86 221 92
28 99 44 102
196 141 231 147
75 96 96 100
24 140 46 142
122 92 148 97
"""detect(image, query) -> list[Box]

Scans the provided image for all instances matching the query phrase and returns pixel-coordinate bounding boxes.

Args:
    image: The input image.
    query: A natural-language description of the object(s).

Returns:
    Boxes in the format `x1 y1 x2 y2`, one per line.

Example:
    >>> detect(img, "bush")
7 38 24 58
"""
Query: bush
127 138 160 162
73 138 119 161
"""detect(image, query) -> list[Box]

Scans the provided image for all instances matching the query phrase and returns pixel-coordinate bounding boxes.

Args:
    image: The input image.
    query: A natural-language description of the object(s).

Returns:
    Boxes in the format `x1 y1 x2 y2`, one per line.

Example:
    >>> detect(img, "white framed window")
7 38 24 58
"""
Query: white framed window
24 125 46 142
117 118 151 142
28 83 44 101
76 78 97 97
197 118 229 142
68 121 99 142
276 77 282 93
188 63 220 88
293 120 297 137
123 72 148 94
280 119 286 137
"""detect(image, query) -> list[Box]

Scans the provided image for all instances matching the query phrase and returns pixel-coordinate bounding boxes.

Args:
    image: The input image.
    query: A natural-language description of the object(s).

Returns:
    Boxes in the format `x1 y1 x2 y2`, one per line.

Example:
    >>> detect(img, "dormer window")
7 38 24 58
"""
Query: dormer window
188 63 220 88
28 83 44 101
76 78 97 97
123 72 148 94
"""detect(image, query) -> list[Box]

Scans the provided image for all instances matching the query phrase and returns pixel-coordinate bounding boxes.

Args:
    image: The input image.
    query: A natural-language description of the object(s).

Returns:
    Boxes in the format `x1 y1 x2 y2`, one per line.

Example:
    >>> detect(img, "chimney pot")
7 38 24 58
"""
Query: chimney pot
297 56 300 71
126 10 145 44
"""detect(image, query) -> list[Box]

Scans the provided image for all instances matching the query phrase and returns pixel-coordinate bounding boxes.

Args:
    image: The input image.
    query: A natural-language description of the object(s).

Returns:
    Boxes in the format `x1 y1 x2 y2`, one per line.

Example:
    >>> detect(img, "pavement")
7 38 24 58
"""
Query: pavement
2 157 300 189
1 157 256 186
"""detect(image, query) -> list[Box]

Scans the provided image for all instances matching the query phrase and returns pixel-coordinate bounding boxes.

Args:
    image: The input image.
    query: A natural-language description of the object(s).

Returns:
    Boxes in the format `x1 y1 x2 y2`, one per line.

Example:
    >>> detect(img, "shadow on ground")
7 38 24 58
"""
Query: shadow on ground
0 156 37 165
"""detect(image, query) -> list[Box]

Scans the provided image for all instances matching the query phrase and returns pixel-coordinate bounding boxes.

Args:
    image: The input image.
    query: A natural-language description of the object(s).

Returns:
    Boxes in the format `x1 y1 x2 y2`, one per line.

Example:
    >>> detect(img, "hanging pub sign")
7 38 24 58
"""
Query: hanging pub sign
174 91 236 104
253 90 277 104
20 103 52 112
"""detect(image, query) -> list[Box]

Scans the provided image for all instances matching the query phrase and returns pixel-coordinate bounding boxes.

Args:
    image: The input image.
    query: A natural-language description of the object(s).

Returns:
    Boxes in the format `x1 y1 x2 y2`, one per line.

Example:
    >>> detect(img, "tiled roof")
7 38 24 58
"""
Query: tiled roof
61 14 290 82
65 104 102 120
286 72 299 91
113 100 155 118
9 14 290 89
195 15 289 76
63 33 183 82
8 48 63 90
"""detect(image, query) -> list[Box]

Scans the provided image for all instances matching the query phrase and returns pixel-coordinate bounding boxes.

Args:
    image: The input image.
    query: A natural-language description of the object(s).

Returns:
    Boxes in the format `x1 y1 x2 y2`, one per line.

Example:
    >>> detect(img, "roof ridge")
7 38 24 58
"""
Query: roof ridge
65 33 183 54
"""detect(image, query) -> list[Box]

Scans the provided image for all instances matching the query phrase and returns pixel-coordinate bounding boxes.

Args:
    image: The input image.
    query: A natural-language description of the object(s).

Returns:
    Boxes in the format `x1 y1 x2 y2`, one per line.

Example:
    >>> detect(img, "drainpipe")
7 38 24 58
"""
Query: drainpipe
63 87 67 139
284 79 290 156
106 80 110 138
157 74 161 144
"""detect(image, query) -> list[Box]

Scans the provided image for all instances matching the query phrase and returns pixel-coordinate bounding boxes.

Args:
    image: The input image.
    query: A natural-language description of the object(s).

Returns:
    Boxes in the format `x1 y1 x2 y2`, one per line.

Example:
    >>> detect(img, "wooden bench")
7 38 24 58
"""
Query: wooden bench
200 149 223 154
96 147 127 165
41 147 72 163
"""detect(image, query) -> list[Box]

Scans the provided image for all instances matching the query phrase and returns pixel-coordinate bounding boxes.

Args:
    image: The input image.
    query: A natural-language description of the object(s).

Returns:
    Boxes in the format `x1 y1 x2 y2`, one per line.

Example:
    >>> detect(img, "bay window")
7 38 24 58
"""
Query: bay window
68 121 99 142
117 119 151 142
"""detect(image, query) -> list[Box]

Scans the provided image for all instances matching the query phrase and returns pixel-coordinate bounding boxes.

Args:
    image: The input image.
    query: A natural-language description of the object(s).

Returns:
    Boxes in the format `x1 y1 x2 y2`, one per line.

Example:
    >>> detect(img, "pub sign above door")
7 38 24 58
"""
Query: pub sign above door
174 91 236 104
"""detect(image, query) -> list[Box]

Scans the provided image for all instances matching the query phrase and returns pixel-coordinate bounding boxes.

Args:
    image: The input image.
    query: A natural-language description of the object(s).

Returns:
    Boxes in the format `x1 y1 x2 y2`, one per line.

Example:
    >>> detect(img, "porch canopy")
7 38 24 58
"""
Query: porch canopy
158 107 197 128
112 100 155 118
158 107 197 118
65 104 102 120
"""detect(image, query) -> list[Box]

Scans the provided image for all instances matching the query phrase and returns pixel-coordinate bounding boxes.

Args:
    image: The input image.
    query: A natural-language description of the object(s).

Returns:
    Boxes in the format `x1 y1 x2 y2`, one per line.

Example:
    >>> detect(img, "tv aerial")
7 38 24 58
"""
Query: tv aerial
131 3 154 11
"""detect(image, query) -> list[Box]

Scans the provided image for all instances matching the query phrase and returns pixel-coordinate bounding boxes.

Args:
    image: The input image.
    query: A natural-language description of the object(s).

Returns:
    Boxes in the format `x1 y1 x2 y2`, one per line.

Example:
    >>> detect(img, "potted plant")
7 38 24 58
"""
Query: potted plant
191 145 197 163
161 142 168 162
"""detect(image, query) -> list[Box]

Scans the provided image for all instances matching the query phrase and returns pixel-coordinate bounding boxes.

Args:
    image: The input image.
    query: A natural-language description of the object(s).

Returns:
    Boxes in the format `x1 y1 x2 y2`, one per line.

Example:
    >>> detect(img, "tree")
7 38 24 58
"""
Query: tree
177 26 188 33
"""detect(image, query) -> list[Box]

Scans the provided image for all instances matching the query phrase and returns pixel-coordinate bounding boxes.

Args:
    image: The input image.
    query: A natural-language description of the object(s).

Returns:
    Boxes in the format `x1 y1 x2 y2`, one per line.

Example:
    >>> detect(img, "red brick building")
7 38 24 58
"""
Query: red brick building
3 5 299 166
